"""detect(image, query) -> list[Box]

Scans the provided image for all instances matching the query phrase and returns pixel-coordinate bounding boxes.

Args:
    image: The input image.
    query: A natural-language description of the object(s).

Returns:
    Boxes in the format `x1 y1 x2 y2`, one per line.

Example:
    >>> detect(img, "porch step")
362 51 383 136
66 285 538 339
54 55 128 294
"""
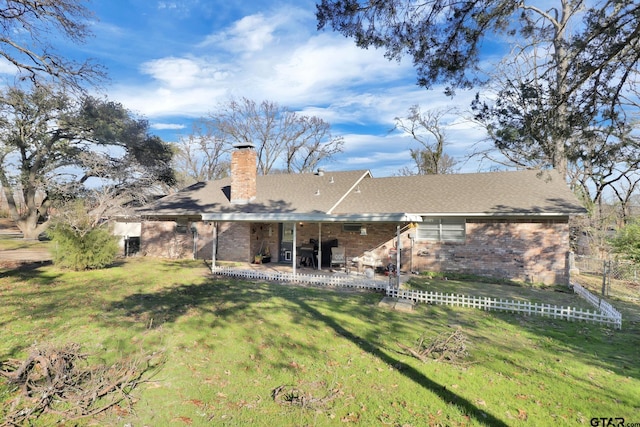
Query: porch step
378 297 416 312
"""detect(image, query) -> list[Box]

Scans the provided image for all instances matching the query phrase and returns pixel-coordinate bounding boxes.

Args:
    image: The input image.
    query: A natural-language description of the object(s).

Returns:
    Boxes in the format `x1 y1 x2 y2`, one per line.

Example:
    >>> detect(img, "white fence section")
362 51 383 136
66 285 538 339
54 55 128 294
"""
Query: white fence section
571 282 622 328
212 266 387 290
211 267 622 329
385 287 622 329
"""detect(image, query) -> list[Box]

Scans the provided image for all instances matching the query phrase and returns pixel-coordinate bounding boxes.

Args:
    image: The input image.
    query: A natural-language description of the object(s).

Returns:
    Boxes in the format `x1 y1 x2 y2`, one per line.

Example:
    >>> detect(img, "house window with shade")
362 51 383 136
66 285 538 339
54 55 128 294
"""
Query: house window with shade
417 218 466 242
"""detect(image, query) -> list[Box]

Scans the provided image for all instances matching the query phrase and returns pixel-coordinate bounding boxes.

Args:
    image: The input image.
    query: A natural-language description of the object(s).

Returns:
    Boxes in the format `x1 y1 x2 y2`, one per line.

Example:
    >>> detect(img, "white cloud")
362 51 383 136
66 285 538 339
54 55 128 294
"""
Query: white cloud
101 3 494 175
151 122 185 130
0 58 18 75
199 13 280 53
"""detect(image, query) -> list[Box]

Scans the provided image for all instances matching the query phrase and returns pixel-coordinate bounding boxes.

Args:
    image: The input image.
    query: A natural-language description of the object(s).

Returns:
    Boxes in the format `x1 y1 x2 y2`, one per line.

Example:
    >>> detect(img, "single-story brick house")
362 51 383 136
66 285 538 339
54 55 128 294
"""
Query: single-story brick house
119 144 586 284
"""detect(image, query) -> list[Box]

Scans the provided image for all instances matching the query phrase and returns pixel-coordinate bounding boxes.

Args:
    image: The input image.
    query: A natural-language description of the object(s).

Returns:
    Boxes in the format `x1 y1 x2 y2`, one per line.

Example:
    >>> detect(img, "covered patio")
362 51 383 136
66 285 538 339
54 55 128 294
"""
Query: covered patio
210 259 406 291
202 213 423 289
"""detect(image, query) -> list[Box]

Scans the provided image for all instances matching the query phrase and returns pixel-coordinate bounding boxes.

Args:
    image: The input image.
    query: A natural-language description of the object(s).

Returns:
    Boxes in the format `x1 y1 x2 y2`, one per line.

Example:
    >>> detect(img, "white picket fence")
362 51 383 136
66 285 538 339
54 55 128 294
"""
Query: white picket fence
386 287 622 329
571 282 622 328
211 266 622 329
212 266 387 290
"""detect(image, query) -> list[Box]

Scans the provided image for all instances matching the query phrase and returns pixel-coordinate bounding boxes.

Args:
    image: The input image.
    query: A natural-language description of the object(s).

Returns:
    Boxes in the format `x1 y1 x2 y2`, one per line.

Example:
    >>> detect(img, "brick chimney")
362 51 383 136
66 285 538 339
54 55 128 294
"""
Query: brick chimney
230 143 257 204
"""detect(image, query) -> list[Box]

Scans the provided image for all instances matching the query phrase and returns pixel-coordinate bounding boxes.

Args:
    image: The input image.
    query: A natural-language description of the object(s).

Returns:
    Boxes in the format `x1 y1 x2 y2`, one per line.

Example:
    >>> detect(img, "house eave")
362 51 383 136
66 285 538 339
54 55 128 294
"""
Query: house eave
417 212 581 217
201 212 423 223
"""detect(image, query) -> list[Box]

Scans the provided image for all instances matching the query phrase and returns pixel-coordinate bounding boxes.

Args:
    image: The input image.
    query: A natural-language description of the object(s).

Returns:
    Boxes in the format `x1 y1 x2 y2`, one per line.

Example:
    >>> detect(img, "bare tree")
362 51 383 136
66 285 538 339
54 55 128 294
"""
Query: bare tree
0 0 104 88
209 97 344 175
173 119 230 186
394 105 458 175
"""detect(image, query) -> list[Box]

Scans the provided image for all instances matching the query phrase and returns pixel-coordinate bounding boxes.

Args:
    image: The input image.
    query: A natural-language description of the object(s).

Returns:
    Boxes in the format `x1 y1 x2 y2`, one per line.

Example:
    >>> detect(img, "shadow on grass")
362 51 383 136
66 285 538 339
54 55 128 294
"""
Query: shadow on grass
104 273 507 424
101 266 638 423
0 261 59 284
283 291 509 427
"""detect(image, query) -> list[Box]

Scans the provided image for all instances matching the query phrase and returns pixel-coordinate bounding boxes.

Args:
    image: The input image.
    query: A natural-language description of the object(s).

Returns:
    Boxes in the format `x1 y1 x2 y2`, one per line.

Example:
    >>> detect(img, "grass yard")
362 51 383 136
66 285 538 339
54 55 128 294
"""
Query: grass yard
1 258 639 426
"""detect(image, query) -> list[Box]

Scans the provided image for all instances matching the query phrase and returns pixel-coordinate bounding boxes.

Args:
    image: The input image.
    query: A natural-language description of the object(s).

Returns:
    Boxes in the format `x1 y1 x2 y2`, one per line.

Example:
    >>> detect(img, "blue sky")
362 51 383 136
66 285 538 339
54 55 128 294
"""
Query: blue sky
74 0 494 177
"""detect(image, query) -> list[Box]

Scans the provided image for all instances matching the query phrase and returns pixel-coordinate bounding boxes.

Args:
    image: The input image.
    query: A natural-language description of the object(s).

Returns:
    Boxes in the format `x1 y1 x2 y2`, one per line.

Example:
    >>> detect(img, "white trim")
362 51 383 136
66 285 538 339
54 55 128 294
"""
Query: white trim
326 170 372 214
201 212 424 222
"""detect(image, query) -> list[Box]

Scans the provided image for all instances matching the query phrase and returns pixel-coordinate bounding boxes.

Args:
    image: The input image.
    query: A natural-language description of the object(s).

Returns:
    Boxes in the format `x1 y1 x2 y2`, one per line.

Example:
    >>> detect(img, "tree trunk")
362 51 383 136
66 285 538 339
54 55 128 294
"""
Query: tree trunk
17 214 49 240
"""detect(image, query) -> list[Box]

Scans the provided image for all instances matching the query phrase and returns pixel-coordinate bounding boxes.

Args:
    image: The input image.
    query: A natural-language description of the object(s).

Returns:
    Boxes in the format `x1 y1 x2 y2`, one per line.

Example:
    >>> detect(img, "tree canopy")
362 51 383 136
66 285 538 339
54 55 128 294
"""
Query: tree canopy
318 0 640 226
0 0 104 87
175 97 344 179
0 84 175 239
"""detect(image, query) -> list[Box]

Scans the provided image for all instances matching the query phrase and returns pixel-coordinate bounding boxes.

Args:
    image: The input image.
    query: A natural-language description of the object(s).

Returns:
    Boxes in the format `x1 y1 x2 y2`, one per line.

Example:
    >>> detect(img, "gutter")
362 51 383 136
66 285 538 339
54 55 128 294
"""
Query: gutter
201 212 424 223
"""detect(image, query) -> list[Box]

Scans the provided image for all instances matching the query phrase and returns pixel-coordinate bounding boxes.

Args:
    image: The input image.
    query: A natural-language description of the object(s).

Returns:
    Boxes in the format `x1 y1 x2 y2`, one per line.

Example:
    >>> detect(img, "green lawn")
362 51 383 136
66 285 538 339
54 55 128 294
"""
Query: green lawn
1 258 639 426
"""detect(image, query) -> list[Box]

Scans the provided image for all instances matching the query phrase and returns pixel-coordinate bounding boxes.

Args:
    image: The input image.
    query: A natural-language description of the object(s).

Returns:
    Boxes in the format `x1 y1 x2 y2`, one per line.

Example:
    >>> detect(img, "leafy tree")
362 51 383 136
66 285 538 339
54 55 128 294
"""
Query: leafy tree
208 97 344 175
0 0 104 87
317 0 640 179
609 220 640 264
0 84 175 239
47 200 119 270
394 105 458 175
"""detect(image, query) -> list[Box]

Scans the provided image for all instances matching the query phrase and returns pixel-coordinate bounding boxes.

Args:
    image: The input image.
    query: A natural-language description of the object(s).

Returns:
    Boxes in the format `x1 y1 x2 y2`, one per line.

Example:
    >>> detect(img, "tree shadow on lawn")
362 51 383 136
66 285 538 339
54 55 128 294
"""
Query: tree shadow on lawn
0 261 60 283
103 272 638 423
103 278 331 364
281 291 510 427
409 276 640 382
104 275 510 425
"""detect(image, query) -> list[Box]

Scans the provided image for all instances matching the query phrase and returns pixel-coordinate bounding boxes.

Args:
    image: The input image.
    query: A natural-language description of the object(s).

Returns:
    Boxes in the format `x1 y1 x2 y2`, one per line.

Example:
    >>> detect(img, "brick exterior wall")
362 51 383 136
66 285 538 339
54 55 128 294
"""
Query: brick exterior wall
140 220 215 260
141 218 570 284
141 221 192 259
409 219 570 284
217 222 251 262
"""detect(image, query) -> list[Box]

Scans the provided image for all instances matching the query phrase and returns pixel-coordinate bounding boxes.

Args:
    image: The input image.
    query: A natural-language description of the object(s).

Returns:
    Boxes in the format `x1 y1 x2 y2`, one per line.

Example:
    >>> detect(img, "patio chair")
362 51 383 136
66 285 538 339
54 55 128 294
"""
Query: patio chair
330 246 346 269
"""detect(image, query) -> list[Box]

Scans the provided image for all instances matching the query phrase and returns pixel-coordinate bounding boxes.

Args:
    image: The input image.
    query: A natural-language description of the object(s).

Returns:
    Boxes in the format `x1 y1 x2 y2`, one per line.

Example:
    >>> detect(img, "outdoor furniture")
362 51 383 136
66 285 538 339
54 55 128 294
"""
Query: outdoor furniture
330 246 346 269
356 251 382 273
298 246 316 268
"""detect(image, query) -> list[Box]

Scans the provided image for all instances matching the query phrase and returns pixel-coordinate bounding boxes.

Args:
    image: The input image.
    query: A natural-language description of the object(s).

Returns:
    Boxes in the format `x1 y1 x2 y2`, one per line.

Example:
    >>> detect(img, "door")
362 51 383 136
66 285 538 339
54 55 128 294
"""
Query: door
279 223 294 263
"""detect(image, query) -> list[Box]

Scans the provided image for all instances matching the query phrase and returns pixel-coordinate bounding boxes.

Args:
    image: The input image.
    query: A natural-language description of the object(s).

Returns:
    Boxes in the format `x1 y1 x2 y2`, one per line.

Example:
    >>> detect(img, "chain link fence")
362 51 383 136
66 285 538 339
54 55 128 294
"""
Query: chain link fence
573 255 640 301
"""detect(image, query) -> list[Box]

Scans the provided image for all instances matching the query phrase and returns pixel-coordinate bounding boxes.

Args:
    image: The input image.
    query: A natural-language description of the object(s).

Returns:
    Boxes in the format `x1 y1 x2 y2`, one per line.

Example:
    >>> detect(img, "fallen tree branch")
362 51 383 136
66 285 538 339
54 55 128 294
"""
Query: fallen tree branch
0 343 164 426
399 328 469 364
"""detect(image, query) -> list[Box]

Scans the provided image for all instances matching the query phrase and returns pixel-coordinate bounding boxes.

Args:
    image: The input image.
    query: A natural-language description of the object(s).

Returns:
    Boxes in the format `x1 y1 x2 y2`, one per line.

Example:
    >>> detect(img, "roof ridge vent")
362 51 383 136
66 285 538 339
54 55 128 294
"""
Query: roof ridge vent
316 168 324 176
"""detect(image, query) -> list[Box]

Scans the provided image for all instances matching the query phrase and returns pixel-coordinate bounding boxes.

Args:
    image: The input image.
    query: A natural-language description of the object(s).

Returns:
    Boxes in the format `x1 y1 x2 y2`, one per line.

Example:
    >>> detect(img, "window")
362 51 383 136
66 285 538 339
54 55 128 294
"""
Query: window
282 223 294 242
417 218 465 242
342 223 362 233
175 220 188 234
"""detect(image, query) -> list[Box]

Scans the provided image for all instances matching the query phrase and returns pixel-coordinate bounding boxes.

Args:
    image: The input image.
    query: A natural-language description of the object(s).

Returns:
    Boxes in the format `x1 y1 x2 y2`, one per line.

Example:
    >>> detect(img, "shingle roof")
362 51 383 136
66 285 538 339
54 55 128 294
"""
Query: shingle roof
138 170 370 217
333 169 586 216
137 168 585 220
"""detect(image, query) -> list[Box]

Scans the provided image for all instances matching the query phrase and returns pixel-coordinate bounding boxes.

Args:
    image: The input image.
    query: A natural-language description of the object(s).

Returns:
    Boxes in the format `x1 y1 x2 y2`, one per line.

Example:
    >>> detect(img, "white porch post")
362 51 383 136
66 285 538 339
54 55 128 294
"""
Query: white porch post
292 222 297 276
317 223 322 271
211 222 217 271
396 225 401 288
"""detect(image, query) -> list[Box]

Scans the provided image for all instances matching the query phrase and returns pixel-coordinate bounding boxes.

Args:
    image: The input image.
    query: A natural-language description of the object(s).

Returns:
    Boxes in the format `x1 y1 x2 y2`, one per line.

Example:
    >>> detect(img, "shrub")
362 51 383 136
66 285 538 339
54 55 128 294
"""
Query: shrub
48 224 119 270
609 220 640 264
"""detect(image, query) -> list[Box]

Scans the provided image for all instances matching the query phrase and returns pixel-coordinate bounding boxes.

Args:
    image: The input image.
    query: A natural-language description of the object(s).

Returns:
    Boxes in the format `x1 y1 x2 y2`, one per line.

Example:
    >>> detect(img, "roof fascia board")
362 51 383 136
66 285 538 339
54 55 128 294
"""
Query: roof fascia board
201 212 423 222
326 170 372 214
416 212 578 217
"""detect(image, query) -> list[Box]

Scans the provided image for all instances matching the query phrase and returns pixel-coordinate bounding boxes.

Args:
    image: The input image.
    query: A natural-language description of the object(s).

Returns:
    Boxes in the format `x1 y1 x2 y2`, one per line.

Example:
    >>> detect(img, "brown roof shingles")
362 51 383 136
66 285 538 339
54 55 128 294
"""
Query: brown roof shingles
138 170 370 217
333 169 585 216
138 169 585 219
